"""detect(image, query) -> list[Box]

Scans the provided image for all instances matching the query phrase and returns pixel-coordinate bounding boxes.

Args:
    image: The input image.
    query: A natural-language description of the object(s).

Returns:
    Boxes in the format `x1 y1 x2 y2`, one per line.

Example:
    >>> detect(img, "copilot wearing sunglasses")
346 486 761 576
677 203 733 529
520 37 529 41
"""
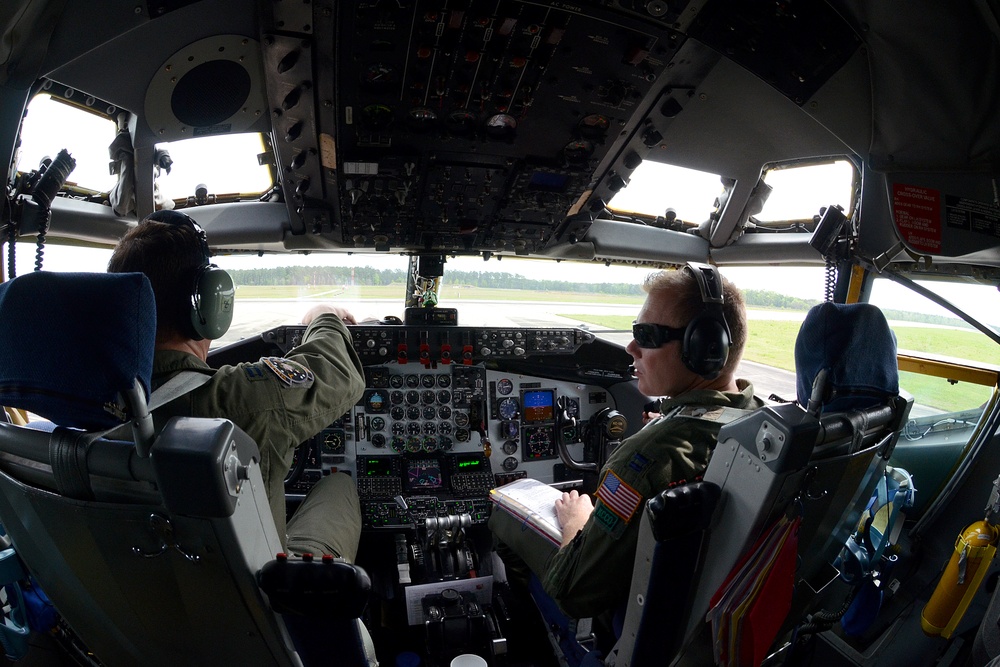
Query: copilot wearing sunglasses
493 263 764 641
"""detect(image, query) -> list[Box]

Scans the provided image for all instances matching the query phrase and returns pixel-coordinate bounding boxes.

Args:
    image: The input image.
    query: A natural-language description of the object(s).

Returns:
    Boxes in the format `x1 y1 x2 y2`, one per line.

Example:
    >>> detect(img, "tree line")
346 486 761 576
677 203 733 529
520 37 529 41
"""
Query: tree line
228 266 968 327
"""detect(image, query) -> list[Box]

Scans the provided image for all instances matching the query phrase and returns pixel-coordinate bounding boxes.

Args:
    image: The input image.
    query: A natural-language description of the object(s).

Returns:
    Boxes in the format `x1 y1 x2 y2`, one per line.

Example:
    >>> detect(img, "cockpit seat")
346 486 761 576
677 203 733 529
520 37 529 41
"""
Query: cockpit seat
0 272 373 666
610 302 910 666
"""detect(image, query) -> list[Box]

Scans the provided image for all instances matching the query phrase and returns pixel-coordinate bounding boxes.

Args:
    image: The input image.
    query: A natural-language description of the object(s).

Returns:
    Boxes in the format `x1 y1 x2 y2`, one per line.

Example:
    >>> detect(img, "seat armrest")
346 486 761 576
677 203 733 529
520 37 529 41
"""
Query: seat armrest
258 556 371 619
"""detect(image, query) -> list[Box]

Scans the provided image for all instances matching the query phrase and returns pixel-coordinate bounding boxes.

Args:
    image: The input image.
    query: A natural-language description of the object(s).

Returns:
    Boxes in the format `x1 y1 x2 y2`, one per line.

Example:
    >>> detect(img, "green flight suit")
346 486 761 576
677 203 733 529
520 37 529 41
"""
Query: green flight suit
150 313 366 561
494 380 762 619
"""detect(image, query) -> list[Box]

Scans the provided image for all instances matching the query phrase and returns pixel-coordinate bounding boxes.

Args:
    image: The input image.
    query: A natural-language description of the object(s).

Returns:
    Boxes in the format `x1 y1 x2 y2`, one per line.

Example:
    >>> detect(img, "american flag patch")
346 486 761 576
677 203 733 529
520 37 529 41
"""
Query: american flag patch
595 470 642 523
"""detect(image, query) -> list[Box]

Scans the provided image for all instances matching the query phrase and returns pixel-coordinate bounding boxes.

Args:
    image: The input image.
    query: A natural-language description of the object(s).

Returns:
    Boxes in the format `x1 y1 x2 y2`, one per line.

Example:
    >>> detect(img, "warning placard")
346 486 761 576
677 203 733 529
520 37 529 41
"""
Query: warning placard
945 195 1000 239
892 183 941 253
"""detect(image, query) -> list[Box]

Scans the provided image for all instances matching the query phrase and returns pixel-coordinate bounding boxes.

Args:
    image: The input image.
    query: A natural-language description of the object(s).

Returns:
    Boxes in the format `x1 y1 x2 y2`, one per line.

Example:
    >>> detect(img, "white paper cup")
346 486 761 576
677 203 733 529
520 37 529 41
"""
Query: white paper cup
450 655 487 667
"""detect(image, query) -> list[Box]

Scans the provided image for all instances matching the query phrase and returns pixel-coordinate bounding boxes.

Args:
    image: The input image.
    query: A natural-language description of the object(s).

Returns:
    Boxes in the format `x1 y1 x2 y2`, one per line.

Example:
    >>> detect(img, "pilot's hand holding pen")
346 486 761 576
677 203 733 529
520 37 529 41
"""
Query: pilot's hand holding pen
301 304 357 325
555 490 594 548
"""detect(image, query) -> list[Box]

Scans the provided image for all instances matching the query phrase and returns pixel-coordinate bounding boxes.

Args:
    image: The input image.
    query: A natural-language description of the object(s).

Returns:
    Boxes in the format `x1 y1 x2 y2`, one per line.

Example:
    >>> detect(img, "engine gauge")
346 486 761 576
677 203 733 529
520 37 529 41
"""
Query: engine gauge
390 406 405 421
423 421 437 435
406 422 421 436
421 374 436 388
563 139 595 164
391 436 406 453
438 405 452 420
391 422 405 435
455 428 470 443
485 113 517 140
422 436 438 453
407 106 437 131
421 390 436 405
438 436 453 452
447 110 478 135
437 374 452 388
371 433 386 448
502 456 518 472
502 439 518 455
437 390 451 404
439 421 453 435
361 62 397 89
360 104 394 131
454 412 470 427
579 113 610 139
423 406 437 421
406 390 420 405
390 390 404 405
405 374 420 388
497 378 514 395
406 406 421 421
370 417 386 432
389 374 404 388
498 397 519 420
406 436 423 453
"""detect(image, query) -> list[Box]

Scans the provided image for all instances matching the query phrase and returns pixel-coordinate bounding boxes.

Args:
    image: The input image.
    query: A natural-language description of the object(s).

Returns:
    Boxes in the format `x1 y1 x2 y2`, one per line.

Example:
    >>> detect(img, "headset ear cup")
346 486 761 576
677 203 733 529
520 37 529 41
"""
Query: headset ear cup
190 266 235 340
682 314 731 379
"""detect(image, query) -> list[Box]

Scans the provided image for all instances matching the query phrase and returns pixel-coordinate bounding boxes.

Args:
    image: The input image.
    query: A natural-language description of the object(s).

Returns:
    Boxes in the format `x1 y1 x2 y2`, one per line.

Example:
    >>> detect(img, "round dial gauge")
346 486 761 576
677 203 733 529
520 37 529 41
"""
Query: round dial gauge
405 374 420 388
438 405 452 420
502 456 518 471
438 436 453 452
389 374 404 388
498 397 519 420
455 428 470 443
497 378 514 395
502 439 518 455
421 374 436 388
423 406 437 420
390 407 405 421
371 433 386 448
454 412 470 427
503 421 519 439
437 374 452 388
370 417 386 431
366 391 386 412
439 421 453 435
390 390 404 405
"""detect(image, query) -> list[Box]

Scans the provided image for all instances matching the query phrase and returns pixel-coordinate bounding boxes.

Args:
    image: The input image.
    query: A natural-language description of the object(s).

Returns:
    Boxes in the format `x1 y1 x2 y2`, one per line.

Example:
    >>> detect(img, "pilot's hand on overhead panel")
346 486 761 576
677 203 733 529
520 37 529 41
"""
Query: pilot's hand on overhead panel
301 304 357 326
555 490 594 547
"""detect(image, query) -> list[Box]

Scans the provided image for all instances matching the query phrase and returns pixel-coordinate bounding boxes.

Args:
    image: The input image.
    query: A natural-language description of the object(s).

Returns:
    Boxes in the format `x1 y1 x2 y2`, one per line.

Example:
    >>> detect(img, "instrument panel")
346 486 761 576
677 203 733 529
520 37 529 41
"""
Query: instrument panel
211 323 633 530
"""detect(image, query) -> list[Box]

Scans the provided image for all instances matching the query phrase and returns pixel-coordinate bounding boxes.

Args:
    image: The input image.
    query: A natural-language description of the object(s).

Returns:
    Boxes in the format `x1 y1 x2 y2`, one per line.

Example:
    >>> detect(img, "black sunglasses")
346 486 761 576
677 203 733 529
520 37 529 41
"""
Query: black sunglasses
632 321 686 349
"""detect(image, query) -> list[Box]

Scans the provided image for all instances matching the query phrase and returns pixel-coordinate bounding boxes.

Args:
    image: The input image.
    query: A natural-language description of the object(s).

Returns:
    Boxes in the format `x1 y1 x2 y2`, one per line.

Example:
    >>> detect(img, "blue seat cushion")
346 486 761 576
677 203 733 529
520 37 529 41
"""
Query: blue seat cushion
0 272 155 430
794 302 898 412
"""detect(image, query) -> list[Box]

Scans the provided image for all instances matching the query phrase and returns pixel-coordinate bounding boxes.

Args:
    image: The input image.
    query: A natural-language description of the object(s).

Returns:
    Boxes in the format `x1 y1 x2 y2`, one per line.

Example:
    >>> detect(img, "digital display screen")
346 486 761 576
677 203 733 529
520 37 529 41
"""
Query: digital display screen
528 172 569 192
522 389 555 423
453 454 485 471
406 459 443 490
363 457 393 477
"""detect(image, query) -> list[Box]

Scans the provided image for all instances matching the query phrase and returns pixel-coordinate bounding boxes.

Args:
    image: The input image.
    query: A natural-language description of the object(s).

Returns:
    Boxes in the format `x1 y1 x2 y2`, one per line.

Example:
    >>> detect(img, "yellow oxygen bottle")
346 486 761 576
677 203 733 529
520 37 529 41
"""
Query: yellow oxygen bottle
920 520 999 637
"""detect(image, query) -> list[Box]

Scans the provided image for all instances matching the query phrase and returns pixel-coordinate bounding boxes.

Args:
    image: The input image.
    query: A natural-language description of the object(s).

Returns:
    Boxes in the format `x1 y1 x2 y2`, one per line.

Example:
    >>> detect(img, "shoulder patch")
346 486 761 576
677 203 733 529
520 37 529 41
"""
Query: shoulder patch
595 470 643 526
676 405 727 421
260 357 315 388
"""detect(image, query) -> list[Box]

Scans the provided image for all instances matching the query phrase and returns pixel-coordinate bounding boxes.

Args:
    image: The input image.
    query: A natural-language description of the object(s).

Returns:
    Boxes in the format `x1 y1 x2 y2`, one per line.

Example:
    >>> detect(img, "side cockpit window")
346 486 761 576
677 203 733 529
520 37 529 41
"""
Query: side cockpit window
15 92 118 194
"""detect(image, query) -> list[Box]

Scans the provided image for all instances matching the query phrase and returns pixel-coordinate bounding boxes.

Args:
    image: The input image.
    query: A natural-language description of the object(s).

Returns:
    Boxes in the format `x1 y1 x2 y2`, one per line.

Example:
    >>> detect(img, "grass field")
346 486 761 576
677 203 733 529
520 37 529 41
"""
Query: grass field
235 283 646 304
563 313 998 413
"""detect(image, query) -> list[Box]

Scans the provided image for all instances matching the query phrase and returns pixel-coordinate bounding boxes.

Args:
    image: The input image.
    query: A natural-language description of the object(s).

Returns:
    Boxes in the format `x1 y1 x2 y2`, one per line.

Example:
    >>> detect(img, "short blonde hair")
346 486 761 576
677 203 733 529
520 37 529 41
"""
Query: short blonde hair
642 266 747 376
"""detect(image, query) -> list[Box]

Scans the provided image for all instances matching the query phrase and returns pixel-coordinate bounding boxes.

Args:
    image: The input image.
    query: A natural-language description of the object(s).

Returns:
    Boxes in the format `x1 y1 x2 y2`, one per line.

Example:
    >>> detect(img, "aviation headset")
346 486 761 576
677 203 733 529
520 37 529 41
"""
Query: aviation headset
144 210 235 341
681 262 732 379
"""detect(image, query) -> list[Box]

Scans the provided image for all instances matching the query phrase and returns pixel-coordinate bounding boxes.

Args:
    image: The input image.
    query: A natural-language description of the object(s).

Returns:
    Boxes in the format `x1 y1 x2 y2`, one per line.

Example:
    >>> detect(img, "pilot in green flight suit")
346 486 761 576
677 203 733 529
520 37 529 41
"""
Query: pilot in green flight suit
109 211 366 562
491 265 762 620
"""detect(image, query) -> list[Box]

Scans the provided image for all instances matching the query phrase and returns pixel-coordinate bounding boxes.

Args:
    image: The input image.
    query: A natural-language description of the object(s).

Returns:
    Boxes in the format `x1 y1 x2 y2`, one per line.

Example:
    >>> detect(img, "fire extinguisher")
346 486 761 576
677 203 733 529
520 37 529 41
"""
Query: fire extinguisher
921 520 999 637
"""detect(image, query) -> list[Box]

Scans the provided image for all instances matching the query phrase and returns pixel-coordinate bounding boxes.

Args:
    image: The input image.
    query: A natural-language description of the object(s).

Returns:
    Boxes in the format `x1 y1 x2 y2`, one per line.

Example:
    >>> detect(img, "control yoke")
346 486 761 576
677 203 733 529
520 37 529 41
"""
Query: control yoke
556 399 628 473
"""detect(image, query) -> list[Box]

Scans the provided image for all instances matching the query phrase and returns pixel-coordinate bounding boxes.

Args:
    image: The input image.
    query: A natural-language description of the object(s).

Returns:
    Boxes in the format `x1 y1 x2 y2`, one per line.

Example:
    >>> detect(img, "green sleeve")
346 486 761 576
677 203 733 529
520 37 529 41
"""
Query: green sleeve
540 418 719 619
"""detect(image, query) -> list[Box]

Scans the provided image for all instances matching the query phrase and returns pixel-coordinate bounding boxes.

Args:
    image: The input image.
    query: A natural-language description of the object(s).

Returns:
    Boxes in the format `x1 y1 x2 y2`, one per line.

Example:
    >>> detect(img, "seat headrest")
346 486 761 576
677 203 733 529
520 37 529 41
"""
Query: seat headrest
0 272 156 430
794 302 898 412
